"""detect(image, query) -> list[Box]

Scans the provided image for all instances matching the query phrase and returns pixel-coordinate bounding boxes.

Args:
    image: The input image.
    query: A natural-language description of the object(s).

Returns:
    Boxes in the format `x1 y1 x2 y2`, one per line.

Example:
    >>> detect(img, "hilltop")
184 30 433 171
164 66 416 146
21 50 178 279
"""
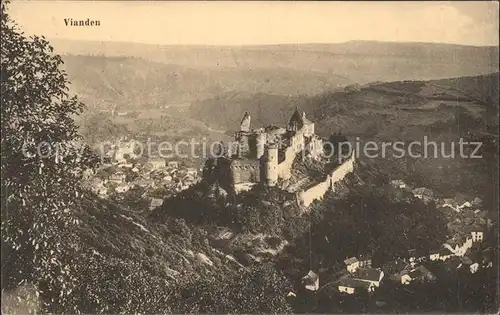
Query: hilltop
61 54 352 110
189 73 499 207
53 39 498 83
189 72 500 138
56 40 499 113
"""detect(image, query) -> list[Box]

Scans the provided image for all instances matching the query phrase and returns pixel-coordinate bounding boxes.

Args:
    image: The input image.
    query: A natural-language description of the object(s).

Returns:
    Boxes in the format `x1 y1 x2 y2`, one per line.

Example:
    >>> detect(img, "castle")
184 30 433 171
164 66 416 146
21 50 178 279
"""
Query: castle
203 108 355 207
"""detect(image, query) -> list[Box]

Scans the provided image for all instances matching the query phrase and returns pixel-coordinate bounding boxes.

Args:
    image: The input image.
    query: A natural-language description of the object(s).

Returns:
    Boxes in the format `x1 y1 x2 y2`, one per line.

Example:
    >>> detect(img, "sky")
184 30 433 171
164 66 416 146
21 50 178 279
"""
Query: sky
7 1 500 46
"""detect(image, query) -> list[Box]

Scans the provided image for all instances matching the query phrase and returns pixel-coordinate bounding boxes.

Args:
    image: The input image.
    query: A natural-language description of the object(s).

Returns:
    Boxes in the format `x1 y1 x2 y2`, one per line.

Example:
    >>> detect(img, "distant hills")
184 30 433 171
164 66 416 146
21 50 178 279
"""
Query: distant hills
56 39 498 111
61 55 352 109
189 73 500 140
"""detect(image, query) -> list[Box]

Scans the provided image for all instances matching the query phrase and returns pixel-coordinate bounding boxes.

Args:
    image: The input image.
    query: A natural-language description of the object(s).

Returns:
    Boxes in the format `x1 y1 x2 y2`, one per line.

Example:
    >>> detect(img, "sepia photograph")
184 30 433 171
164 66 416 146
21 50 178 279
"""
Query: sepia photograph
1 0 499 313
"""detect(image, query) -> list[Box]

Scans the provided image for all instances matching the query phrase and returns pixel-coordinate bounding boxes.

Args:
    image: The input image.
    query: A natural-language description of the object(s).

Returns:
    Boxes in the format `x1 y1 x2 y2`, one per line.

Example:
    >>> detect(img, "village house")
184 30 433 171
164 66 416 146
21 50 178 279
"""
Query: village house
382 258 409 281
401 265 435 284
412 187 434 204
472 196 483 206
182 174 196 183
82 168 95 180
96 186 108 197
478 248 494 268
89 177 105 188
113 142 136 163
147 157 166 170
338 278 375 295
134 179 155 188
167 161 179 169
186 167 198 177
390 179 407 189
400 270 411 285
460 256 480 274
109 172 126 184
162 175 173 182
441 193 478 213
358 255 372 268
118 162 134 169
149 198 164 211
344 257 360 273
167 168 179 176
466 225 486 243
409 265 435 282
115 183 131 193
352 268 384 287
406 248 419 265
438 249 454 261
301 270 320 292
444 256 464 273
429 250 440 261
443 236 473 257
441 198 461 212
175 182 190 192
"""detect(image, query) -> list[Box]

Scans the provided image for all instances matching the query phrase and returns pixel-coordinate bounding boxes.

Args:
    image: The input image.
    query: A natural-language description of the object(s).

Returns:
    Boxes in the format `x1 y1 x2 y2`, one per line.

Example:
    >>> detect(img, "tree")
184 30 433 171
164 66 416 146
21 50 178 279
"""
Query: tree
176 264 293 314
1 2 97 312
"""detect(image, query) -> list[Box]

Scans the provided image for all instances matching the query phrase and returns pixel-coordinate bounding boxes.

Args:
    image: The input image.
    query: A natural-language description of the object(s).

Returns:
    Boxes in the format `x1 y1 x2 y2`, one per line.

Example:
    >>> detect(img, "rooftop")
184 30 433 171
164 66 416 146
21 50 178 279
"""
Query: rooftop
344 257 359 265
409 265 432 279
339 278 373 289
353 268 383 282
302 270 319 286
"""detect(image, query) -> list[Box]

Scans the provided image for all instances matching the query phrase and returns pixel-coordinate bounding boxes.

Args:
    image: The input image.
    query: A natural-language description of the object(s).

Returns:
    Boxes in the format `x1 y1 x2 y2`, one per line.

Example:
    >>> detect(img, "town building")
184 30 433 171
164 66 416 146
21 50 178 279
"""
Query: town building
352 268 384 287
167 161 179 169
147 157 166 170
150 198 164 211
115 183 131 193
344 257 360 273
338 278 375 295
302 270 320 292
390 179 407 189
429 250 440 261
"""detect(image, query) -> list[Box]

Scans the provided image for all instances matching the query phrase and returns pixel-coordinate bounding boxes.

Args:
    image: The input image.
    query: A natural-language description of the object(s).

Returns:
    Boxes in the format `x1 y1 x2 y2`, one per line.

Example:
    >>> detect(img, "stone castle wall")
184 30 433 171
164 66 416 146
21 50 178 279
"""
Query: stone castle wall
276 145 296 181
296 153 356 208
296 176 331 208
230 159 261 184
275 132 307 181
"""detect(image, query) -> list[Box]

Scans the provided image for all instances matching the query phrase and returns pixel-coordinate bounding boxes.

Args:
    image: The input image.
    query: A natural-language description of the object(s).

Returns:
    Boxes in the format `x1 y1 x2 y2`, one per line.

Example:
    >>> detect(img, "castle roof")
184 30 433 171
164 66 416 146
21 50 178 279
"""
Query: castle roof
287 107 312 131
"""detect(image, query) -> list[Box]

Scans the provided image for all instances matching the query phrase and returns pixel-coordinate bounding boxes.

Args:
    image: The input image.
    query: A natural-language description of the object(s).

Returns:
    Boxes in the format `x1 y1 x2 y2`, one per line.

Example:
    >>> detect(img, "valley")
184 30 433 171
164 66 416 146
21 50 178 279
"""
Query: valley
3 24 499 313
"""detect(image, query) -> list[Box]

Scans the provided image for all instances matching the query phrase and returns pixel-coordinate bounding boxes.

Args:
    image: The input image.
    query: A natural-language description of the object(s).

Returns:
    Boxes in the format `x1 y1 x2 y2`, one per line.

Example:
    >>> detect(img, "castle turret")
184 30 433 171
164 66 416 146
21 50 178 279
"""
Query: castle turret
264 144 278 186
240 112 251 132
256 132 267 159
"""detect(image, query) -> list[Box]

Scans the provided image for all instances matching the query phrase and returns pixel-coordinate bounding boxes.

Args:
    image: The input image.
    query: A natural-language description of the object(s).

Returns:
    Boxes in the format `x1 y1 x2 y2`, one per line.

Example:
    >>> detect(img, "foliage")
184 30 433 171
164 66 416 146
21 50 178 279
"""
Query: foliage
175 264 293 314
1 2 98 311
280 161 449 272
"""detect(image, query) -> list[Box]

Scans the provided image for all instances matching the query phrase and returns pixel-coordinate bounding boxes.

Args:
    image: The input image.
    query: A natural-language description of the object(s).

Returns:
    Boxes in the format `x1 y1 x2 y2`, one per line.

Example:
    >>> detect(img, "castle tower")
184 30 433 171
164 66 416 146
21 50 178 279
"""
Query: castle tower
264 143 278 186
301 111 314 136
240 112 251 132
255 132 267 159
